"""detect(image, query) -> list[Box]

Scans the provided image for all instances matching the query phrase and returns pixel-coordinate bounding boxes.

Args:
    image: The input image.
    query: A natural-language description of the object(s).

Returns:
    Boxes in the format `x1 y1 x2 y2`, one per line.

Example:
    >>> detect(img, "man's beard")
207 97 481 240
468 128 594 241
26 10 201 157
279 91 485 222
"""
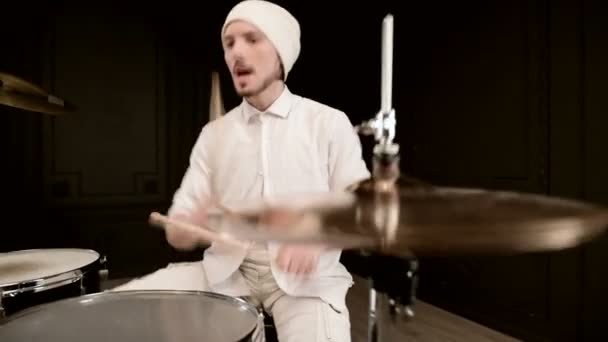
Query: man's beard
236 68 281 97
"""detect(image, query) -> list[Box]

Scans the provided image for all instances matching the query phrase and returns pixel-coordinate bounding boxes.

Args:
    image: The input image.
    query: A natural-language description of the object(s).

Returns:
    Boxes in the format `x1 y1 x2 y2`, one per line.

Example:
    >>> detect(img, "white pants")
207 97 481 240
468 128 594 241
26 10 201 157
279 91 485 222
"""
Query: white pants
111 244 351 342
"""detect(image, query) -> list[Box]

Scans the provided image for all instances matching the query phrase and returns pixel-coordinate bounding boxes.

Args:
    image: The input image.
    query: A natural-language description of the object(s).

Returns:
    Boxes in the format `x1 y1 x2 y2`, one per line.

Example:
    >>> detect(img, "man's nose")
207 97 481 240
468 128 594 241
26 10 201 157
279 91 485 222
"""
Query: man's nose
230 39 248 58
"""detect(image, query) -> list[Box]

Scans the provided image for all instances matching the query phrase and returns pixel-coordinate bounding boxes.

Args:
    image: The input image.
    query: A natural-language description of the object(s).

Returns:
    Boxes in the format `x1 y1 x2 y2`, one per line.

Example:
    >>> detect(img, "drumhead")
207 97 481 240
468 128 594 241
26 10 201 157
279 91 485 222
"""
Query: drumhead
0 249 100 288
0 290 260 342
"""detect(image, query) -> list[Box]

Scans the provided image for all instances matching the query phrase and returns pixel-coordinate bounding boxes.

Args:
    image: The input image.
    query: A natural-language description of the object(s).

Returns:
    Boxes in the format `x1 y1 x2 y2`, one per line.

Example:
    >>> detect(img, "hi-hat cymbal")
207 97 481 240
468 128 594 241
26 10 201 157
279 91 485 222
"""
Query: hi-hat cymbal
0 72 75 115
206 177 608 257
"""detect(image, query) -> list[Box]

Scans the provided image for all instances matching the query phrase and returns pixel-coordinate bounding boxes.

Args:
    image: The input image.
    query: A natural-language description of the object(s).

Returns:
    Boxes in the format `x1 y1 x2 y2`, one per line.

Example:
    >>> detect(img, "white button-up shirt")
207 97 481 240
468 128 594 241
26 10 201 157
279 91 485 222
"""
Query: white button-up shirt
168 86 370 310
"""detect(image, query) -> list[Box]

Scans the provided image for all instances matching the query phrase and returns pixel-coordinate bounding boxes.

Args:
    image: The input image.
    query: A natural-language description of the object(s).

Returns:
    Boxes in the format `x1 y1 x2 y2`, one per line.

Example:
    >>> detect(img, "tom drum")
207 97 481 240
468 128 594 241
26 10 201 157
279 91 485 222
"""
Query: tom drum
0 248 107 318
0 290 263 342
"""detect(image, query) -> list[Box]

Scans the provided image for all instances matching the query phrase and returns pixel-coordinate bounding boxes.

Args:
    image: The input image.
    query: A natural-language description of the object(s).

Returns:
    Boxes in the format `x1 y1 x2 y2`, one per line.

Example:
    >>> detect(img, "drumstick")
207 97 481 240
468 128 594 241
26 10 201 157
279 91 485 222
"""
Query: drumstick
148 212 248 248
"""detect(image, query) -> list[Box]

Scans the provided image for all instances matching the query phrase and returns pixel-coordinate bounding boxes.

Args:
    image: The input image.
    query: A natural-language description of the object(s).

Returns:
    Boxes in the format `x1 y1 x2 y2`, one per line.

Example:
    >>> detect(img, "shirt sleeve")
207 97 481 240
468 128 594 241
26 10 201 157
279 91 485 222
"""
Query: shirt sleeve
328 111 371 191
167 124 214 225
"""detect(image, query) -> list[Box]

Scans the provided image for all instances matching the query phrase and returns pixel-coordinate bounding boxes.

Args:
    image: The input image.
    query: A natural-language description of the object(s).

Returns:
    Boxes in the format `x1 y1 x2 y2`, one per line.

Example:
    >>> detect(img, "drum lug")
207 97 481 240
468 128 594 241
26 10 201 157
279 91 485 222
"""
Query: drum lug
0 290 4 319
98 255 109 284
74 270 86 296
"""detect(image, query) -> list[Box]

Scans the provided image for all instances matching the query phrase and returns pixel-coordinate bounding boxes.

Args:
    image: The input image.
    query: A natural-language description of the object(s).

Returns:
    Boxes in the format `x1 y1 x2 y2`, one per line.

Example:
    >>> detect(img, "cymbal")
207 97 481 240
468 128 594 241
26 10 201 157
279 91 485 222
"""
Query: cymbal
0 72 75 115
206 177 608 257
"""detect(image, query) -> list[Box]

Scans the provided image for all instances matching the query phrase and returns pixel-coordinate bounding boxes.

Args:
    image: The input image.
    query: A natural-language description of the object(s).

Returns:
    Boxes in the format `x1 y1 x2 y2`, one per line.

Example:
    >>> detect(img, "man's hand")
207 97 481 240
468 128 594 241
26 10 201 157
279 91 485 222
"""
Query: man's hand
164 210 210 251
276 244 326 275
259 206 329 275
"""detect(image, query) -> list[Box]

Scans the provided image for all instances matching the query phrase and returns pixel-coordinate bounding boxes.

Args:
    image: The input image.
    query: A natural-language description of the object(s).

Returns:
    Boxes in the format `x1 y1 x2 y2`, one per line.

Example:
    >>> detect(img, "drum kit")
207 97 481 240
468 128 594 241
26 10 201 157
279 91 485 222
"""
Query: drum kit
2 13 608 342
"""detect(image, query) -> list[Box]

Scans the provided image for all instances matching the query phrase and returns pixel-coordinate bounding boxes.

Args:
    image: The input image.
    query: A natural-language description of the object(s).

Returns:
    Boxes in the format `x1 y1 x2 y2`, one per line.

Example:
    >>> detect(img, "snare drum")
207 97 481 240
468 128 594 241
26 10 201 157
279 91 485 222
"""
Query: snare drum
0 290 263 342
0 248 107 318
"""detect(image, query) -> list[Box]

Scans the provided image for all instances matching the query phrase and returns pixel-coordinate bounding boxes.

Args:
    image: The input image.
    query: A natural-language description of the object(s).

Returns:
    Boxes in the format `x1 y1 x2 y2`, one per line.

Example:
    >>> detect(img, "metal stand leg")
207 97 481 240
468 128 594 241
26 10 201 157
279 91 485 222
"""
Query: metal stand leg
367 281 378 342
365 256 419 342
370 287 411 342
368 287 380 342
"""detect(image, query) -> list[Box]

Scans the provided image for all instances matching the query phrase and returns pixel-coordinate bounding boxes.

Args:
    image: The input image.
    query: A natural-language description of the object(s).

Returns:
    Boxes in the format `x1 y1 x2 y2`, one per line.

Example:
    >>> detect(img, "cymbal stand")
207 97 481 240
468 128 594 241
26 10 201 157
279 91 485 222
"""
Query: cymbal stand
354 13 418 342
355 13 400 186
349 252 418 342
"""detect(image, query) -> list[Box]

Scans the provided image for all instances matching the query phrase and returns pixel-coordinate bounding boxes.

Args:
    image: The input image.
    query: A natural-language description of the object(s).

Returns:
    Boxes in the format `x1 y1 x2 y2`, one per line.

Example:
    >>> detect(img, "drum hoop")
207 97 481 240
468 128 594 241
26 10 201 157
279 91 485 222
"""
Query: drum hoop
0 289 261 339
0 249 101 297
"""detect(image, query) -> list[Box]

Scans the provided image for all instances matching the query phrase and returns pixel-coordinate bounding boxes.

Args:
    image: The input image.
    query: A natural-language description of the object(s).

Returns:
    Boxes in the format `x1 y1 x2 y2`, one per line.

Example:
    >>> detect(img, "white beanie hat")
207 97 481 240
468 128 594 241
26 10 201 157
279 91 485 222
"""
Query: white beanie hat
222 0 301 81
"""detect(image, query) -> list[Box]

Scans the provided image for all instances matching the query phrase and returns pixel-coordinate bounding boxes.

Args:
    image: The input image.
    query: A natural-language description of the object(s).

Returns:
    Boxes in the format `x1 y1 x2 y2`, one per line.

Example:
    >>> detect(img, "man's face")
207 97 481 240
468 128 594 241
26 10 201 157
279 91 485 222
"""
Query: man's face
223 20 282 97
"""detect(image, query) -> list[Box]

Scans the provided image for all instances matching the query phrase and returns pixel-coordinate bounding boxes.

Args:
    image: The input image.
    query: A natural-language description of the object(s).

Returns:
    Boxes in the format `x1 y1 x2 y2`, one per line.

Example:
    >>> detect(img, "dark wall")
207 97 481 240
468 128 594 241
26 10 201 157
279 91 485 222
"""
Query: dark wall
407 1 608 341
1 0 607 341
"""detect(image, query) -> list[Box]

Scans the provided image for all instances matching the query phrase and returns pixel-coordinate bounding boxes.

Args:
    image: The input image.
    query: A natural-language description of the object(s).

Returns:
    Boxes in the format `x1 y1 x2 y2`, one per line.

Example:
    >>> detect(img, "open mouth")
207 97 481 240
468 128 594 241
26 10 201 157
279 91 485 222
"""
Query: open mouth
234 66 254 78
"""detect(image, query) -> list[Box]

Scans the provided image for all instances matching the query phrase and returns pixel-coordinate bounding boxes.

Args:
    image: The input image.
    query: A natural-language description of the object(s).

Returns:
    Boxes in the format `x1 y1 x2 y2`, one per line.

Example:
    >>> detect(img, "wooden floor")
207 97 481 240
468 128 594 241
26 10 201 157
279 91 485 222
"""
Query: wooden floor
346 276 520 342
103 276 520 342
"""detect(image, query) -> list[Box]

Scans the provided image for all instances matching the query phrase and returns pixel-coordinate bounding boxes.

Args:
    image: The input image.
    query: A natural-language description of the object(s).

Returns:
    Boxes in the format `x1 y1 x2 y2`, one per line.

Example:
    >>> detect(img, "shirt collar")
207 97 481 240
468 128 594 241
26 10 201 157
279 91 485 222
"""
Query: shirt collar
241 86 293 122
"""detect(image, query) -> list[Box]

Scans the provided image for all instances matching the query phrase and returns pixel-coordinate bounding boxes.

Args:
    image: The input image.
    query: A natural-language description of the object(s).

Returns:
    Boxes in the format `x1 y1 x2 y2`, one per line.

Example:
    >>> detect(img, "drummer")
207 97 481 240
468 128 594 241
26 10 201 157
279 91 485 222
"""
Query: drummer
114 1 370 341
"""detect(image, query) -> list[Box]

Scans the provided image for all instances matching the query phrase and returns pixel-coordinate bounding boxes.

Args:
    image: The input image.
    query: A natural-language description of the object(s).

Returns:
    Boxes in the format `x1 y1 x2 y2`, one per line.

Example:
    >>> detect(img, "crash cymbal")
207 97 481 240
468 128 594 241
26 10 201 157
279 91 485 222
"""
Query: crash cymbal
206 191 378 250
0 72 48 96
206 177 608 257
0 72 74 115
